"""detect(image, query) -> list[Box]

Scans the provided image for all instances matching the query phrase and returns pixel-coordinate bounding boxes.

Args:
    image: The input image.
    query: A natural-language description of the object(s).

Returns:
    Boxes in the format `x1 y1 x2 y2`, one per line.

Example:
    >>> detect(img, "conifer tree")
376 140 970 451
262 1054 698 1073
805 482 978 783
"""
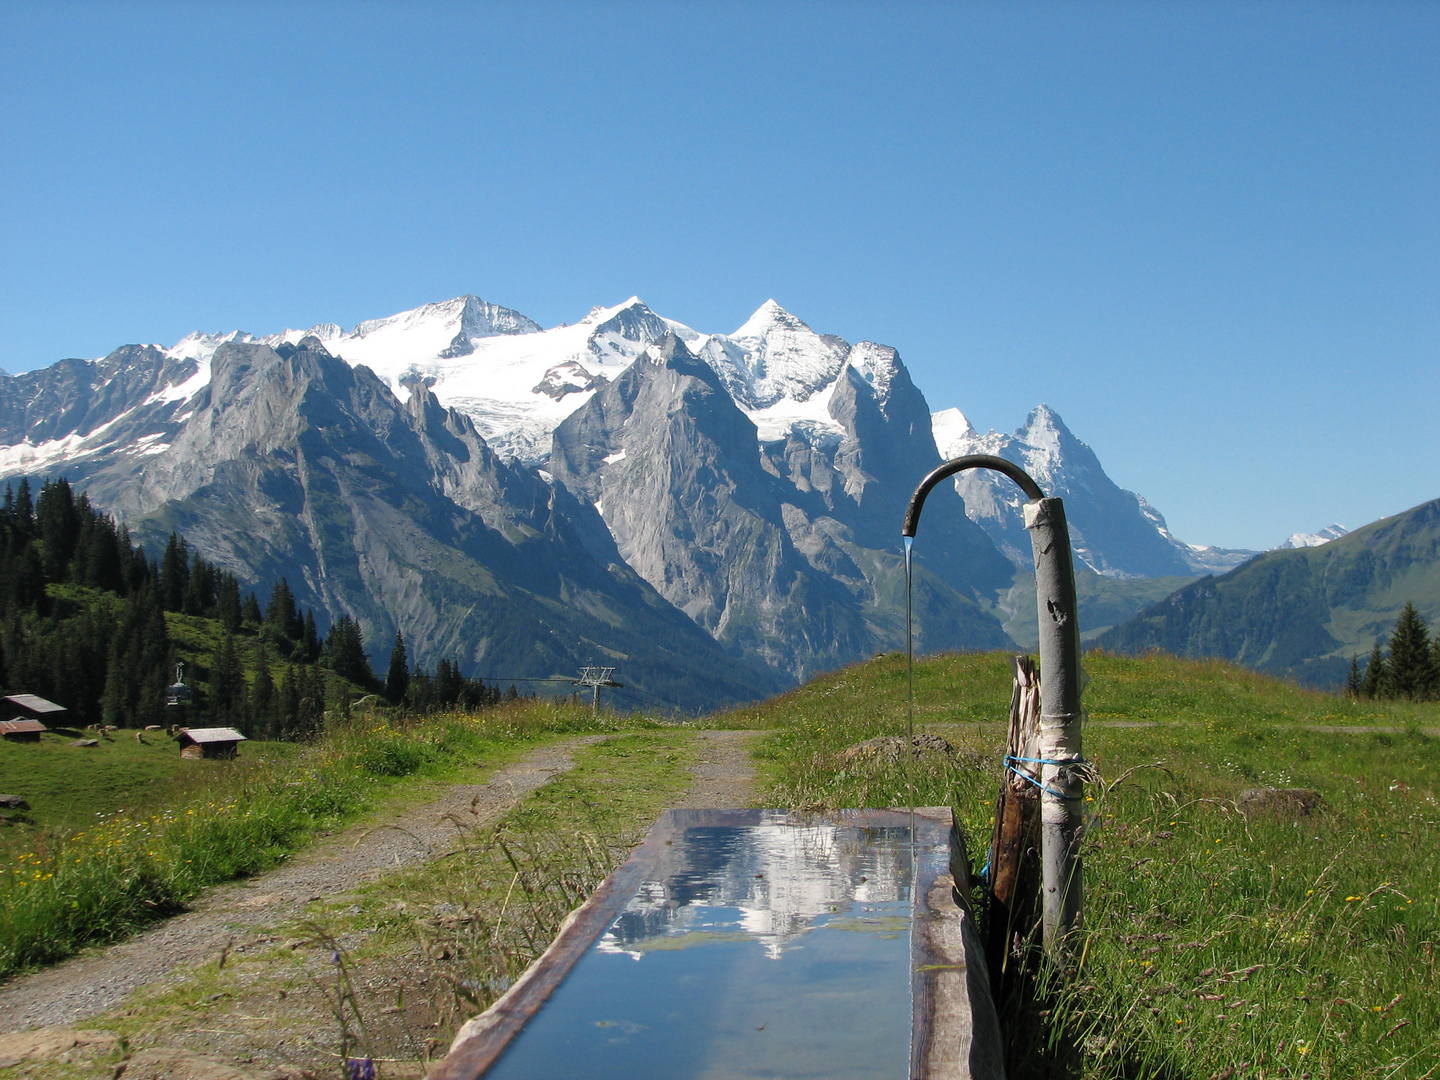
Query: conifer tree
13 479 34 536
215 574 243 632
122 526 149 594
160 533 190 612
408 666 436 712
436 658 463 707
1345 655 1362 697
100 637 127 726
250 645 276 739
9 545 46 615
277 665 301 740
299 610 321 664
298 665 326 738
1360 642 1386 699
241 591 262 626
182 552 216 616
325 615 373 687
82 514 125 593
265 579 302 641
211 633 246 728
385 632 409 703
1386 602 1434 699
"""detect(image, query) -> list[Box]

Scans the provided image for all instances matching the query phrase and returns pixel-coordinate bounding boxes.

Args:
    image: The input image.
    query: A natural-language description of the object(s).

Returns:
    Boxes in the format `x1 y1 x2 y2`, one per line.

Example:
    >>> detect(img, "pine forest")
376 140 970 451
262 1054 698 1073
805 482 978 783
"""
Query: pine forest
0 477 502 737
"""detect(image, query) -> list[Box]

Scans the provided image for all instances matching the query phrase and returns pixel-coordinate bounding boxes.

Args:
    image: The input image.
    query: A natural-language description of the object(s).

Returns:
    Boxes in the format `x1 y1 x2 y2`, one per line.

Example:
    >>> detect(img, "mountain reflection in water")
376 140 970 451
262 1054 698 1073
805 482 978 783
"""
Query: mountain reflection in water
602 816 912 959
482 812 916 1080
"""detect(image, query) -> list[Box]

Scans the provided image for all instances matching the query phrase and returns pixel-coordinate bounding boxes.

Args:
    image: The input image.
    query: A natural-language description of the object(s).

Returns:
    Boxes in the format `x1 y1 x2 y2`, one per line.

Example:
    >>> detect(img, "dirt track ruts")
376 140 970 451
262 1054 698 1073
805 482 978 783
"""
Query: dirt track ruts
671 728 762 809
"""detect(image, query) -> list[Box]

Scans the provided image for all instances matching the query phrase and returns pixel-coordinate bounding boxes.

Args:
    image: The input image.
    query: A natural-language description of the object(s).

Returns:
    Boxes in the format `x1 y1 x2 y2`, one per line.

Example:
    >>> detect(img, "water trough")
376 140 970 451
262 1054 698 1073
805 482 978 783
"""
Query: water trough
431 808 1003 1080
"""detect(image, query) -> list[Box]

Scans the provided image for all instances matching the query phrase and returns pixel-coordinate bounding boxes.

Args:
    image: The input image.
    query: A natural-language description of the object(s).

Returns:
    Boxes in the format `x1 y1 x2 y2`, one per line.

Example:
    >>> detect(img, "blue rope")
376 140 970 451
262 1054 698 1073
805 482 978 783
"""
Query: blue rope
1004 754 1087 801
1005 754 1088 767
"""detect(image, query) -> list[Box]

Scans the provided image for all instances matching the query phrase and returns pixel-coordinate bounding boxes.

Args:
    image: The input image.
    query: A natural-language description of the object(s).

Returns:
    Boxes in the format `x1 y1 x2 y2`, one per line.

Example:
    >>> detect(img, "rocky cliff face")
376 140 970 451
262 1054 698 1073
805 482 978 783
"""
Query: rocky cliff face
933 405 1255 578
0 345 204 484
85 336 782 709
551 334 1012 680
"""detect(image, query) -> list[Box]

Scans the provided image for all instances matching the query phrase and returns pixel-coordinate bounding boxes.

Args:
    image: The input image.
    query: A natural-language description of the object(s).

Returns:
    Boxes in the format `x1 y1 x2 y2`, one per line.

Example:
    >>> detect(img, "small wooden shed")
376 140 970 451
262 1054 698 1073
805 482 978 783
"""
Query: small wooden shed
0 719 47 743
2 694 68 724
176 727 248 760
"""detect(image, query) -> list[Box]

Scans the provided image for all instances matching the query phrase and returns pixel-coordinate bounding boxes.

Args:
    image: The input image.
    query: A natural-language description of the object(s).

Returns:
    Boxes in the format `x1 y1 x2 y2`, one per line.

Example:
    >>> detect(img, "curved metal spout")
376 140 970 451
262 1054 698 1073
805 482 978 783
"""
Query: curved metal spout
902 454 1045 538
901 453 1085 957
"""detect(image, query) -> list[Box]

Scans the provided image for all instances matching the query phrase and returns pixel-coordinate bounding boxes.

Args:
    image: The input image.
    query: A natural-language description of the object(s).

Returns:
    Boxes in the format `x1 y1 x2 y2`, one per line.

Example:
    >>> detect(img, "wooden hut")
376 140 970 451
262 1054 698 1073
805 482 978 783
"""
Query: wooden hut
176 727 248 760
2 694 68 725
0 719 46 743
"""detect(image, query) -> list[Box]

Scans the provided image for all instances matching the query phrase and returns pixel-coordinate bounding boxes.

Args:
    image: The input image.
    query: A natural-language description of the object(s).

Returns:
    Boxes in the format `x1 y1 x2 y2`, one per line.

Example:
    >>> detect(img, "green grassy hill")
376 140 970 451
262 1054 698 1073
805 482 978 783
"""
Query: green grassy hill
719 649 1440 1079
1095 496 1440 687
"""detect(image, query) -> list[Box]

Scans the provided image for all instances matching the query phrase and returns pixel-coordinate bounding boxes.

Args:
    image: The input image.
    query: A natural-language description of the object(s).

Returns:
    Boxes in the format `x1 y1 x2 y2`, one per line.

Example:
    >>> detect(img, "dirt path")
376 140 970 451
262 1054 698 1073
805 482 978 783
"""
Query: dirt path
0 737 605 1035
672 728 762 809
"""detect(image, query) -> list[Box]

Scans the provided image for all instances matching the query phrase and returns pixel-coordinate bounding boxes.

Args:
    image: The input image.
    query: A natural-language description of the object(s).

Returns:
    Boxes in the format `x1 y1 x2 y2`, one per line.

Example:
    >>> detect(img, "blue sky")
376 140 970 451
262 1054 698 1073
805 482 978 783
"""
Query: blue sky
1 1 1435 551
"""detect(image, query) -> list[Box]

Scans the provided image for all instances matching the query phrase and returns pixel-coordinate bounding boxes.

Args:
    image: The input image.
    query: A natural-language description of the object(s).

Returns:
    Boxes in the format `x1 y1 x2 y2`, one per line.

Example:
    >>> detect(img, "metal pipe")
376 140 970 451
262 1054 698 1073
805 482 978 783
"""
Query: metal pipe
902 454 1044 538
903 456 1084 956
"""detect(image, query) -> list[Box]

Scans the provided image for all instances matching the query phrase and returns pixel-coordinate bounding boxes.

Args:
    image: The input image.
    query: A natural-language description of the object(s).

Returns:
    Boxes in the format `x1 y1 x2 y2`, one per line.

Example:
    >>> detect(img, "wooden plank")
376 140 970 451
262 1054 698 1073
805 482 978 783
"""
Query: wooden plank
911 808 1006 1080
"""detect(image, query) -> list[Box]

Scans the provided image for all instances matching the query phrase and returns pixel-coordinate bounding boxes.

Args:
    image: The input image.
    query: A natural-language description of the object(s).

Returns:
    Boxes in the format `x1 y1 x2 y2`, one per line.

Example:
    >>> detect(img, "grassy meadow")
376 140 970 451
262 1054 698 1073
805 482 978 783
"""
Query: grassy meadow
718 649 1440 1079
3 647 1437 1080
0 728 300 847
0 701 632 980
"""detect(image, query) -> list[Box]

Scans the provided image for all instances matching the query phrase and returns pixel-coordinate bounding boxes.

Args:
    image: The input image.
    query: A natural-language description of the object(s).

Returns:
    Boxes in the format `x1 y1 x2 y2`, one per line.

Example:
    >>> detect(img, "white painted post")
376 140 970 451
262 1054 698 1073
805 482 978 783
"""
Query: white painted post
1023 497 1085 956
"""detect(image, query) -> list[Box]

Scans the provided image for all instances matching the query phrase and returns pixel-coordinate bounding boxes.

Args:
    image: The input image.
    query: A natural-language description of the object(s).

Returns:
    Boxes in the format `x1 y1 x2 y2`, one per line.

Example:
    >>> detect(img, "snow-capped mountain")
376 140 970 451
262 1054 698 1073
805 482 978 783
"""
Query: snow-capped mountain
932 405 1257 578
549 330 1011 678
0 295 1019 683
1279 524 1348 549
161 294 895 471
0 290 1313 691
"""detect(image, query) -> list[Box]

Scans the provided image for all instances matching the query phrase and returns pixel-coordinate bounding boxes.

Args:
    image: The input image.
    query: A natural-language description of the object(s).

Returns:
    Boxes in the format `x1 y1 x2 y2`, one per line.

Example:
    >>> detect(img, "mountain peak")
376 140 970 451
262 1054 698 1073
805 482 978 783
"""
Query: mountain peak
456 295 542 338
164 330 254 365
732 299 810 340
844 341 903 404
1017 403 1079 455
931 407 976 450
581 297 648 325
349 295 539 341
1279 524 1349 549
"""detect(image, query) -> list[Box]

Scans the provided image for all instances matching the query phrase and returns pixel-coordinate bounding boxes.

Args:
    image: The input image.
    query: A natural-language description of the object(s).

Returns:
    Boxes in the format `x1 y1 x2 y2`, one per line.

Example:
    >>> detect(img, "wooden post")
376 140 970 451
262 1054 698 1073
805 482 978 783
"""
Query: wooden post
1024 497 1085 956
985 655 1043 991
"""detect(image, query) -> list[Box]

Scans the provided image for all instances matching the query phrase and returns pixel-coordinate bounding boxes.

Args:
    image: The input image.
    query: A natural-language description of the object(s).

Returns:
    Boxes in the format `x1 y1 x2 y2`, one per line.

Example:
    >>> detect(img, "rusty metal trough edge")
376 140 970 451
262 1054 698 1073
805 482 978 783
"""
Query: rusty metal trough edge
428 807 1005 1080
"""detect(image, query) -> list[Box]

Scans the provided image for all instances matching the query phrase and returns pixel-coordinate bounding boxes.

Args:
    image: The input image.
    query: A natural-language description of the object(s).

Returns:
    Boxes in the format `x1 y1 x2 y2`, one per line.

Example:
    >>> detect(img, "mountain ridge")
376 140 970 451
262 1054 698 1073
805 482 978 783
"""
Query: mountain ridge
102 335 784 708
1095 497 1440 687
0 289 1352 703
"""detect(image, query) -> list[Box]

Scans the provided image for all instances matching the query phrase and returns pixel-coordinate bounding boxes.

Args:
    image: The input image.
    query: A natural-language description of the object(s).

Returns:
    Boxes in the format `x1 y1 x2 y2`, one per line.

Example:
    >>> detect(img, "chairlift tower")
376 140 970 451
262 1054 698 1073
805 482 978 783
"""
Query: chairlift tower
573 666 622 711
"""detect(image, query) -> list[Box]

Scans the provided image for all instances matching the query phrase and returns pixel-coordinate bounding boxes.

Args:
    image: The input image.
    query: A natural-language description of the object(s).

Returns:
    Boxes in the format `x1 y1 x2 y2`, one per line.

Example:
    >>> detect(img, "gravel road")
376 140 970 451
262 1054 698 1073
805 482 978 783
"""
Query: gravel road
672 728 762 809
0 737 604 1034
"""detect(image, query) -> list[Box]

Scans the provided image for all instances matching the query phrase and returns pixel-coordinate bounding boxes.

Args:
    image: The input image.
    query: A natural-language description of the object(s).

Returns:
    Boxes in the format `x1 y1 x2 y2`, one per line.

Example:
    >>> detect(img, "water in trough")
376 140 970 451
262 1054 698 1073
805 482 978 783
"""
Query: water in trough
483 813 918 1080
